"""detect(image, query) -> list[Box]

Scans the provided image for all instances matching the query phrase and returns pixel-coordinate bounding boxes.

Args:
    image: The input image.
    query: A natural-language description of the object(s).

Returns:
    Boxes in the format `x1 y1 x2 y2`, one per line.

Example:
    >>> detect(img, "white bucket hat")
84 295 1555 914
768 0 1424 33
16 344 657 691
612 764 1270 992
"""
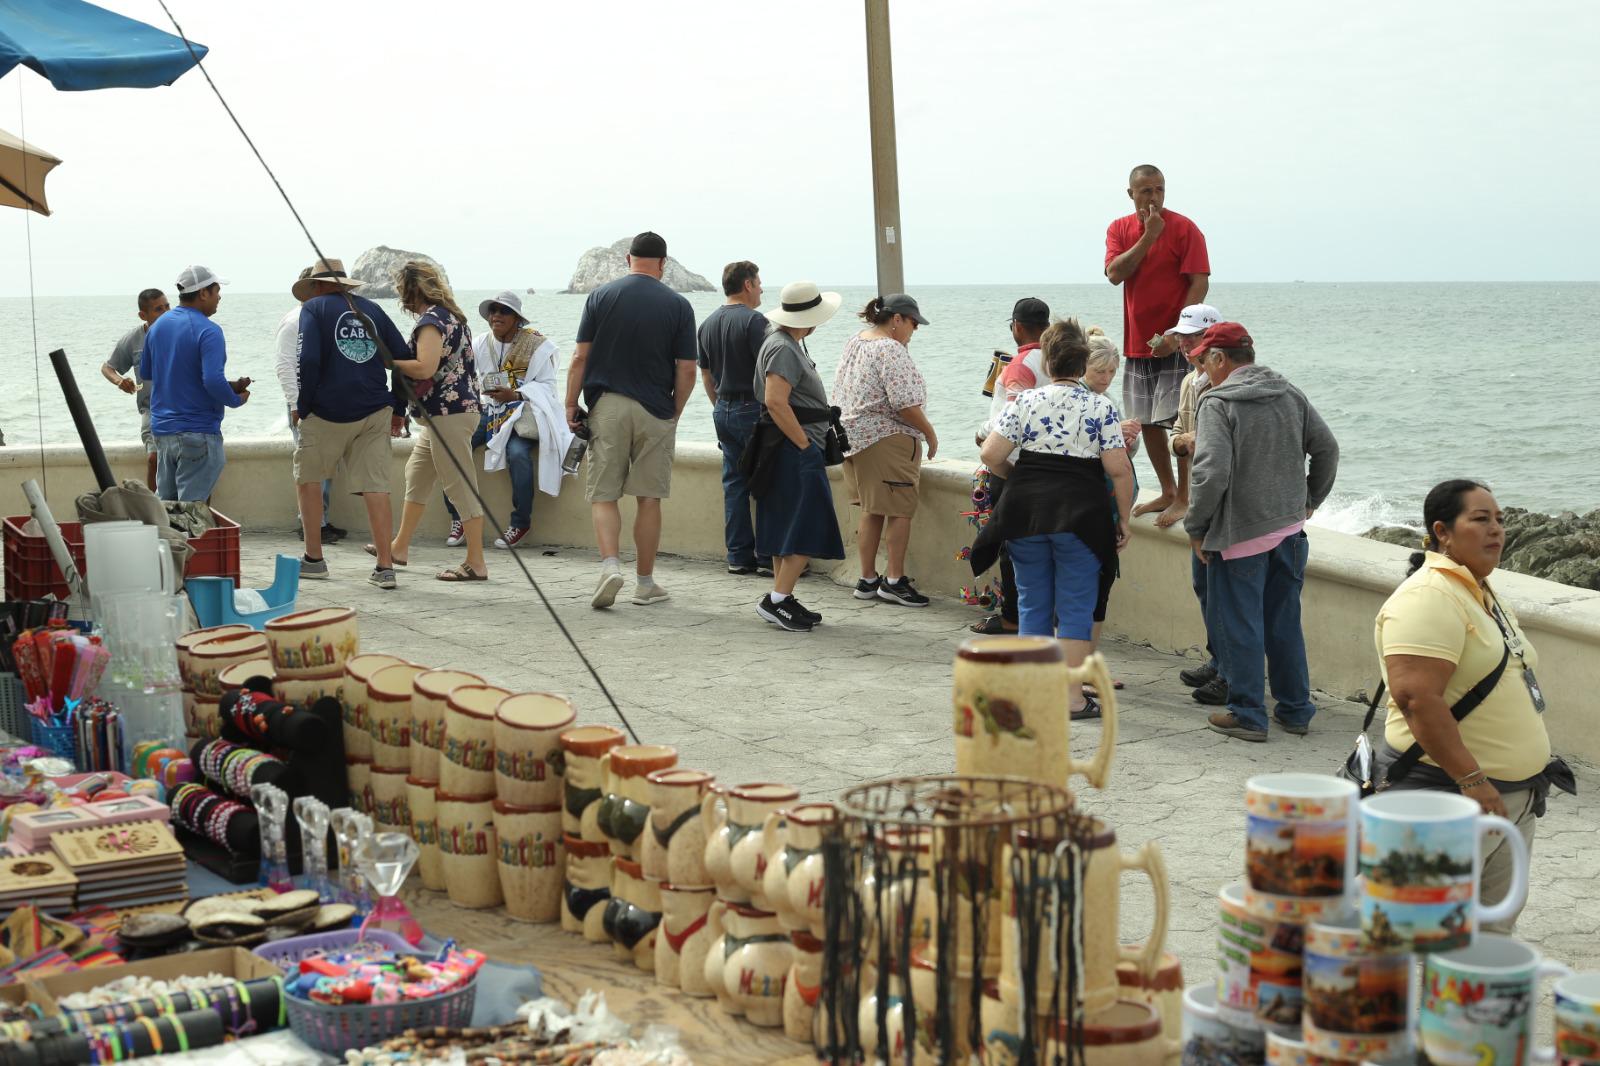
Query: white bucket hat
478 290 531 325
765 281 841 329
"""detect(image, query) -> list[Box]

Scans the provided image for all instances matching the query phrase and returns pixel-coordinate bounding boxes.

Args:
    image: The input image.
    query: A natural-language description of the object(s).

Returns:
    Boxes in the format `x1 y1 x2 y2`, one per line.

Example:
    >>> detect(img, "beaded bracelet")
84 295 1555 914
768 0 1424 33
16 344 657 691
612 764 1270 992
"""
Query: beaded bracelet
167 1012 190 1054
135 1016 161 1054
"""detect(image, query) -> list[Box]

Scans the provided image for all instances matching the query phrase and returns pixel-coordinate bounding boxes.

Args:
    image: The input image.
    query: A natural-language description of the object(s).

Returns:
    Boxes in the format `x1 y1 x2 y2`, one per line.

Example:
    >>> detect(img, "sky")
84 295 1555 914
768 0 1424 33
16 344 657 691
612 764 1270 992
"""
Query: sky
1 0 1596 296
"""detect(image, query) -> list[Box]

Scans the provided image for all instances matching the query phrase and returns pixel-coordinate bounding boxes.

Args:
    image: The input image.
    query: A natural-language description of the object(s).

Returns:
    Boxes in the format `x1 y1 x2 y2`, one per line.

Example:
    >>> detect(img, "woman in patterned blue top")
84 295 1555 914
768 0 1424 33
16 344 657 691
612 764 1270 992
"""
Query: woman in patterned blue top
974 318 1136 720
375 261 490 582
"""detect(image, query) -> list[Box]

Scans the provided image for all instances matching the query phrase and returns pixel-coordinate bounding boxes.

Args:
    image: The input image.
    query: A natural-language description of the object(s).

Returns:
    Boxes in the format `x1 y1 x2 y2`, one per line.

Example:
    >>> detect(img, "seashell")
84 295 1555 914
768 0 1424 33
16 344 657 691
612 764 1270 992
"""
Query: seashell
309 903 356 931
117 912 191 946
191 911 265 946
252 889 320 915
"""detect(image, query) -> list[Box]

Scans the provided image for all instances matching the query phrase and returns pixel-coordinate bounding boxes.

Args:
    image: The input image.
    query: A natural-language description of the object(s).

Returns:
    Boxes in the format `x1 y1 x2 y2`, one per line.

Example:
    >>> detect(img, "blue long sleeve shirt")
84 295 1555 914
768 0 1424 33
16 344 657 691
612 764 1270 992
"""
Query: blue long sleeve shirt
139 305 243 436
296 294 413 422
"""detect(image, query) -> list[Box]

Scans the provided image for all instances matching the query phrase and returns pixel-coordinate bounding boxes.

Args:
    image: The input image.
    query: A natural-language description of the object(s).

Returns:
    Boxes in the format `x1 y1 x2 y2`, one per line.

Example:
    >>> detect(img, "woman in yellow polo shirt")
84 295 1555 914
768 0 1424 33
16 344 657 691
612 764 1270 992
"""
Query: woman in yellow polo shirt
1374 479 1564 933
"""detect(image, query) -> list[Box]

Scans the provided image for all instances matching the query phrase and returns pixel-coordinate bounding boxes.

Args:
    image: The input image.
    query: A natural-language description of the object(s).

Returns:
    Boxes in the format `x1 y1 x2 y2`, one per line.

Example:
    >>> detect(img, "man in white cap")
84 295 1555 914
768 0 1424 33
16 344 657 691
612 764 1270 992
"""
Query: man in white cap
139 265 250 502
443 291 569 550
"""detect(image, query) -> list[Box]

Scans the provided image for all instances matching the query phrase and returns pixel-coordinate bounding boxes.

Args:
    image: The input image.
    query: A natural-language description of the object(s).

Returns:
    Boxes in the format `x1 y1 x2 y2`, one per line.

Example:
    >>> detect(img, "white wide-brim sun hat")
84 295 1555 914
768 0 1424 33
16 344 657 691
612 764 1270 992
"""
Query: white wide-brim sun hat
765 281 842 329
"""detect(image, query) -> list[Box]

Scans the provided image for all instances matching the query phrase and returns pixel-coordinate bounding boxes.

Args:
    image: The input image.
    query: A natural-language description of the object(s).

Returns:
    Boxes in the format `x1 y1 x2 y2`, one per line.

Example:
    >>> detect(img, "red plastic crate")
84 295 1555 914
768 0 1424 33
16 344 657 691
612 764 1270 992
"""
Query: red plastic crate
3 510 242 601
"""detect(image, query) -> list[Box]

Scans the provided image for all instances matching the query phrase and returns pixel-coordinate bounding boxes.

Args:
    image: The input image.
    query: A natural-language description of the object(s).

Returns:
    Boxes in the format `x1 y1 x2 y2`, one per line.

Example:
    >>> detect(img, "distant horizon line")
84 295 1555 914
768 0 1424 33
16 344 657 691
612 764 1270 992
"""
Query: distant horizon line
5 278 1598 300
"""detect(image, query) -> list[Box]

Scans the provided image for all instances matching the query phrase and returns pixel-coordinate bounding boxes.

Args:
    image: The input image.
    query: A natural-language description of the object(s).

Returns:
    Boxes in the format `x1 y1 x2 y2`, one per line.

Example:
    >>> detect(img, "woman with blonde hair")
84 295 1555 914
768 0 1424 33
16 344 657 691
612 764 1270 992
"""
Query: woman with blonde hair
366 260 489 581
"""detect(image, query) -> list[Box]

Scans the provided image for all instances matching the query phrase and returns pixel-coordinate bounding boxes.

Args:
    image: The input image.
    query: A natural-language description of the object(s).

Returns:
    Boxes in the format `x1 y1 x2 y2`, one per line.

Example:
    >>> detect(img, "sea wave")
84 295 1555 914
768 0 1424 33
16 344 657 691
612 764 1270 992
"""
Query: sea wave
1308 492 1420 536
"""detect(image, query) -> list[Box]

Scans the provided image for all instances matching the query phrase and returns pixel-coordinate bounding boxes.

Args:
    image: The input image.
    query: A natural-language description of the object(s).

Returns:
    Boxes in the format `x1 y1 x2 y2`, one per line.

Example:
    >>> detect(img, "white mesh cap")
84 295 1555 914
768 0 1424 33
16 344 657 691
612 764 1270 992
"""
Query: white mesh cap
175 265 229 294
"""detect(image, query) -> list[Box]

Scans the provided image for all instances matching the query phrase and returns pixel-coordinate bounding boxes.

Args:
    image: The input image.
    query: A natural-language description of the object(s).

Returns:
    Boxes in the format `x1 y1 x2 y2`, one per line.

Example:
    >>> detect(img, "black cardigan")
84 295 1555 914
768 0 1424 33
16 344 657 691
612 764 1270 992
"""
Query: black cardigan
969 450 1119 616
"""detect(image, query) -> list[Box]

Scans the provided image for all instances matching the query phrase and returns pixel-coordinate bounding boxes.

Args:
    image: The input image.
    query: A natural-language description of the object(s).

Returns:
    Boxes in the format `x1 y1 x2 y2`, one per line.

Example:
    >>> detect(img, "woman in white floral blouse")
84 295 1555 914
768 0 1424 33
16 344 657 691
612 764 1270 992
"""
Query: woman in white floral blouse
833 294 939 607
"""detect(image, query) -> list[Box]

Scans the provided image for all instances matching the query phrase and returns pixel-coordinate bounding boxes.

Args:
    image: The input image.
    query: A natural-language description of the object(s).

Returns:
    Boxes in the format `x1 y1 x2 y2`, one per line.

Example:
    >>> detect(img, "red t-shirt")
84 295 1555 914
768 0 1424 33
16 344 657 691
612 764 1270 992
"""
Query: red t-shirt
1104 209 1210 357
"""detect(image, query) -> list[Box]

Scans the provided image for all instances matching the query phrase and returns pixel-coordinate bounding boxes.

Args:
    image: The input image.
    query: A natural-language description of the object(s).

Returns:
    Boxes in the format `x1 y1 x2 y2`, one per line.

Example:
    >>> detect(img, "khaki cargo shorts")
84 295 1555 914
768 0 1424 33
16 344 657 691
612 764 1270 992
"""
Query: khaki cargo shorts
404 410 483 520
584 392 676 502
842 432 923 518
294 408 392 493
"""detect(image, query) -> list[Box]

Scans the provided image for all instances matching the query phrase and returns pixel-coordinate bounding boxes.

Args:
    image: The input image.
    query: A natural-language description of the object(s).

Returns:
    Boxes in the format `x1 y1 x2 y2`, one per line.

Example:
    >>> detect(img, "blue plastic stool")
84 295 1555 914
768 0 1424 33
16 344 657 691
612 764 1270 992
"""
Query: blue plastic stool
187 553 301 630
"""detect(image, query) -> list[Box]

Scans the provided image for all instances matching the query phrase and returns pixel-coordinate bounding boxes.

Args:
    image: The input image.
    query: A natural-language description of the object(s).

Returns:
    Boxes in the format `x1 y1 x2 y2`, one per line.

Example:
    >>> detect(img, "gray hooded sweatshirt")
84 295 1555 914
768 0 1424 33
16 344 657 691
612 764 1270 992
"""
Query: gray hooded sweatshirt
1183 363 1339 553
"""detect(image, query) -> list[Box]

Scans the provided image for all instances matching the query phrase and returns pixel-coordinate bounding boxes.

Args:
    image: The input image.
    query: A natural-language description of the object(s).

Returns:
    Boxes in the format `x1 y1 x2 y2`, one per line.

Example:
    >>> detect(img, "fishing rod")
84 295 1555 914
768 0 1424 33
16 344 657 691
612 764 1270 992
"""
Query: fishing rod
154 0 641 745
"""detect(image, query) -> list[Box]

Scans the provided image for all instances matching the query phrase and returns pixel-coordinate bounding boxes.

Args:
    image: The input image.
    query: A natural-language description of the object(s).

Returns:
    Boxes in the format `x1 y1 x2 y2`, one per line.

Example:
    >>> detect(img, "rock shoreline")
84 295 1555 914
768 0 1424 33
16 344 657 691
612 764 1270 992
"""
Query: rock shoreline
1365 507 1600 590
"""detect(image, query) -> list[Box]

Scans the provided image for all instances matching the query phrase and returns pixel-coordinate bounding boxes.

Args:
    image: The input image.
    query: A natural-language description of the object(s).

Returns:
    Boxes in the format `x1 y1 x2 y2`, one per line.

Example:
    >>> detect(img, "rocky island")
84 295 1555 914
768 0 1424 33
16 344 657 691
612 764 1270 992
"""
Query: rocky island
1365 508 1600 590
350 246 450 299
562 238 714 294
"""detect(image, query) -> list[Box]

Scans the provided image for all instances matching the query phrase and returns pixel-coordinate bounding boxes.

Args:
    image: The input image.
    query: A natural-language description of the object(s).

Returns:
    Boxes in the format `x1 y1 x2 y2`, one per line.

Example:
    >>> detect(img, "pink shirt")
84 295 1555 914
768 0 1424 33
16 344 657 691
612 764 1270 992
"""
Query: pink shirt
1220 520 1305 561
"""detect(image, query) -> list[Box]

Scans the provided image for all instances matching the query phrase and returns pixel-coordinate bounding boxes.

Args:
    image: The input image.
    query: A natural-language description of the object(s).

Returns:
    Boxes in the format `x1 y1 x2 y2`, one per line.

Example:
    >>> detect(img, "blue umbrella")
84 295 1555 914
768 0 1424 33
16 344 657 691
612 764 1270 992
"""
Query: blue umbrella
0 0 207 91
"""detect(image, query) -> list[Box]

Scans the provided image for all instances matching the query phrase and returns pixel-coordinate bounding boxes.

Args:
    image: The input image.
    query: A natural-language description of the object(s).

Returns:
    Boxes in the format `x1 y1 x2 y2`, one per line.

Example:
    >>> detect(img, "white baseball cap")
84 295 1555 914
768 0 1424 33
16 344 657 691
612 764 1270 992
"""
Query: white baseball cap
175 265 229 294
1167 303 1221 335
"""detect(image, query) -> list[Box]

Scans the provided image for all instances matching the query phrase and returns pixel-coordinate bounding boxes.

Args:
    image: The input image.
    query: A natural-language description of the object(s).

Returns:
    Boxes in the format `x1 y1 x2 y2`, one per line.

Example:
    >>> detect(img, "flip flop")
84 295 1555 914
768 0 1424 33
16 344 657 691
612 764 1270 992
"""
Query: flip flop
437 563 487 582
967 614 1017 635
1070 695 1102 722
1082 679 1127 699
364 544 407 566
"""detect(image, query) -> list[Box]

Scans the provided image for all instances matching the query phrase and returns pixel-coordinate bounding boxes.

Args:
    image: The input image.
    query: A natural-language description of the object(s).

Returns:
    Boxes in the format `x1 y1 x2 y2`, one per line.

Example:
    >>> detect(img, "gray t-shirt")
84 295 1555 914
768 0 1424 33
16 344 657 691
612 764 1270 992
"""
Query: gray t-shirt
755 330 831 450
106 324 152 412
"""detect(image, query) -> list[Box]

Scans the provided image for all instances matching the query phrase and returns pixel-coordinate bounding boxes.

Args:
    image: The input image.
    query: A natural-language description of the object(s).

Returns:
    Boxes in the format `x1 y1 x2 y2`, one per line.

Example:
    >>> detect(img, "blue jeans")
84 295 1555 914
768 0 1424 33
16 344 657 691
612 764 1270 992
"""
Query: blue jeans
444 412 535 528
712 399 769 567
1008 532 1100 640
287 407 333 523
1204 533 1315 732
1191 551 1218 673
154 431 225 502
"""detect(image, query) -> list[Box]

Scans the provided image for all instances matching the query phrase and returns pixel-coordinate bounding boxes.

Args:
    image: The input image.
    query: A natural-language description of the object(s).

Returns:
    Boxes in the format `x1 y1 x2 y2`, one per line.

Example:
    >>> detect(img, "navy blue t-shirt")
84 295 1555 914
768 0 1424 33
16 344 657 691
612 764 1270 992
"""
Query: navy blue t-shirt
575 274 697 420
296 294 413 422
696 303 769 402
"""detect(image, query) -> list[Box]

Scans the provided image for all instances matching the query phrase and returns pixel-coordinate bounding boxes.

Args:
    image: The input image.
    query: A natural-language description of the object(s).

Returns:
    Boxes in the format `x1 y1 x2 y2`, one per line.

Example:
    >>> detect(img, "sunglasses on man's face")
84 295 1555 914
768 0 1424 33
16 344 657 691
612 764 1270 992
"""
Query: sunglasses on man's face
488 305 513 316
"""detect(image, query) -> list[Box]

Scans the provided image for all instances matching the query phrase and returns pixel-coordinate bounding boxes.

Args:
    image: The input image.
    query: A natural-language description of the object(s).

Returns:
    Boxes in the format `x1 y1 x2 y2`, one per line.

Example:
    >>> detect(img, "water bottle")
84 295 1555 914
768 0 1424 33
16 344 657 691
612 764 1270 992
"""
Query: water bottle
562 411 590 475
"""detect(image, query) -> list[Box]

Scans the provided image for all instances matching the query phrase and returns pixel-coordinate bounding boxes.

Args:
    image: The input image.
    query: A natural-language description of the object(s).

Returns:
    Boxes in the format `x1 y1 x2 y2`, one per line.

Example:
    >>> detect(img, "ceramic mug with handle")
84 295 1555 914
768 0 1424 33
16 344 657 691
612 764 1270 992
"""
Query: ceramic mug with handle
1302 914 1414 1062
1419 933 1571 1066
1359 790 1529 954
1243 773 1359 925
1554 972 1600 1064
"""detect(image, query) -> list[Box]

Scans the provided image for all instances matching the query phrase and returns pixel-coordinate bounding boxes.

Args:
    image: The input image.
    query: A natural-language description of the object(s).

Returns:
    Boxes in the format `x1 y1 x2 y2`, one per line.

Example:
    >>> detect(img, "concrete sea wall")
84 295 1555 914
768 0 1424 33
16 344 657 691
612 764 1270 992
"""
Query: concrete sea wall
7 438 1598 764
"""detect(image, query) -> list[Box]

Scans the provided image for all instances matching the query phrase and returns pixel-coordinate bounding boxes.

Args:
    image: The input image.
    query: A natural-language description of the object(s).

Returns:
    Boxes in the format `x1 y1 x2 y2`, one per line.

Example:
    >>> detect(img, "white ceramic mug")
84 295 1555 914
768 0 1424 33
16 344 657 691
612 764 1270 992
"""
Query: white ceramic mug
1420 933 1571 1065
1553 972 1600 1064
1216 881 1303 1034
1243 773 1359 925
1180 981 1265 1065
1302 914 1414 1062
1359 790 1529 954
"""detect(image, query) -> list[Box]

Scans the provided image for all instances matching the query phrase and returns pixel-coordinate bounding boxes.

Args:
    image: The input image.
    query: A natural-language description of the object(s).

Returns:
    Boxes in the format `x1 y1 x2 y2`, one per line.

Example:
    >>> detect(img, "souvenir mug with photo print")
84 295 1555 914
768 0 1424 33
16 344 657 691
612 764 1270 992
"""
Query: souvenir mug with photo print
1359 791 1529 954
1301 914 1414 1062
1419 933 1570 1066
1555 973 1600 1065
1216 881 1304 1035
1243 773 1359 925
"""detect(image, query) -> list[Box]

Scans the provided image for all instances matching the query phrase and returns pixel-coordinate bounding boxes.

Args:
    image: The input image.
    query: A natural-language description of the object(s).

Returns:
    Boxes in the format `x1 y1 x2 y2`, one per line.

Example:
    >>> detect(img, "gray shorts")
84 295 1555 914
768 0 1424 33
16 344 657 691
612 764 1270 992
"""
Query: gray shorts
1122 353 1187 427
139 409 155 454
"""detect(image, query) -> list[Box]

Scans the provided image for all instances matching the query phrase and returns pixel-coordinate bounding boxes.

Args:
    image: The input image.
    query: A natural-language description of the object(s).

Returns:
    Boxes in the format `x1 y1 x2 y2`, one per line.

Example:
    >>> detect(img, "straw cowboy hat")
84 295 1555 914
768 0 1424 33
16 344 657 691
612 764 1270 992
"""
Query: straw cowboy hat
765 281 841 329
292 258 362 302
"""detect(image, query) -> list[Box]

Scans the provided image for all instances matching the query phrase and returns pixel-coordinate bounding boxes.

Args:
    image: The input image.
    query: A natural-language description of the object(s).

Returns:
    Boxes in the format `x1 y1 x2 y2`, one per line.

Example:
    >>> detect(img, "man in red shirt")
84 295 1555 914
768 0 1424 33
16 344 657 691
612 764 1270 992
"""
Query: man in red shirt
1105 165 1210 526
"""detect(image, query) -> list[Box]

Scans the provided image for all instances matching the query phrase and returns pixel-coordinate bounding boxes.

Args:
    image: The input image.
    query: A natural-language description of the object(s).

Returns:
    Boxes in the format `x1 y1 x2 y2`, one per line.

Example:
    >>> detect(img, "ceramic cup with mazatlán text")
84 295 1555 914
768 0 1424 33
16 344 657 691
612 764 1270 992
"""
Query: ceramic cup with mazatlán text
1359 790 1529 954
1420 933 1571 1066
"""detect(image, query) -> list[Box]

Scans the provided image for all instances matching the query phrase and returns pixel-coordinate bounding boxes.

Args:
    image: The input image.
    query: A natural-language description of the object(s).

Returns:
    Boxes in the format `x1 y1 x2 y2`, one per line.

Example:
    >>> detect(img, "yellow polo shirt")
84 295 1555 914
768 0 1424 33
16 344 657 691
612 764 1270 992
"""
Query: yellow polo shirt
1375 552 1550 780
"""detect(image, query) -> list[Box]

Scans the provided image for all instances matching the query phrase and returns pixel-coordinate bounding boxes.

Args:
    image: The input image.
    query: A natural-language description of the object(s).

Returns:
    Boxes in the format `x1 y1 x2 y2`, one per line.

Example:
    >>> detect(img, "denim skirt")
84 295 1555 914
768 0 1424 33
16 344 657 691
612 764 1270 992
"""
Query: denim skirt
755 442 845 561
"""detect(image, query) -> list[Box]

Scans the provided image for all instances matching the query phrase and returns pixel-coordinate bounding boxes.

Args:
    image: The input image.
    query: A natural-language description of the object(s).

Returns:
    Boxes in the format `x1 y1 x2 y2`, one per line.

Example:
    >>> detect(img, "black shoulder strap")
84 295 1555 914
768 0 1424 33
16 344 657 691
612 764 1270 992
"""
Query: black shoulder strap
1381 643 1512 787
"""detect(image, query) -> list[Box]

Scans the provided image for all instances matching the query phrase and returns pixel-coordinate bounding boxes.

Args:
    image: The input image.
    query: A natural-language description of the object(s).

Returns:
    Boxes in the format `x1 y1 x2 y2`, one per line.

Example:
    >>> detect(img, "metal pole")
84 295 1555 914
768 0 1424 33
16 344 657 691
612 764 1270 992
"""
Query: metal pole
864 0 905 296
49 349 117 491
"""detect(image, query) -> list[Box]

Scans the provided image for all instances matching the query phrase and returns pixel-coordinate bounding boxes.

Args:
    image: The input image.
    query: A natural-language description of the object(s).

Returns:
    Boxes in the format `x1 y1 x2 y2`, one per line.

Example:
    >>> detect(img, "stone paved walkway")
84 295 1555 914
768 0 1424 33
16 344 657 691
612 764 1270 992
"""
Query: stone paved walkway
241 532 1600 981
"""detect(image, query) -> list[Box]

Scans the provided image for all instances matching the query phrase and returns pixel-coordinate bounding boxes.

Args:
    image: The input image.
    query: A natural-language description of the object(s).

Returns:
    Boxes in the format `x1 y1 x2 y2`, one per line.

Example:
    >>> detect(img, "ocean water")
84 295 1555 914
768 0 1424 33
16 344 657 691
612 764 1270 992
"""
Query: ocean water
2 282 1596 532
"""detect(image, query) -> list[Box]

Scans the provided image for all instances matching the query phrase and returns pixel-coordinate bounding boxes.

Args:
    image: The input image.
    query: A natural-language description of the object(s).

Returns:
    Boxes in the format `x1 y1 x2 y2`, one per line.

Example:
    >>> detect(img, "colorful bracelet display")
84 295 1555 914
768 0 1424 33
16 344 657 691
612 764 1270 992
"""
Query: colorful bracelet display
192 740 289 800
168 783 260 856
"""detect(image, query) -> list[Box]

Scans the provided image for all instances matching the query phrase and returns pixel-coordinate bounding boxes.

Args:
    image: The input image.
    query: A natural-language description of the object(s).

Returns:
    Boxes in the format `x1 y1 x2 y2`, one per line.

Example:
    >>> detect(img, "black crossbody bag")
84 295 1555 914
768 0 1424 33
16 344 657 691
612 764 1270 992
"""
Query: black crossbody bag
1337 645 1509 797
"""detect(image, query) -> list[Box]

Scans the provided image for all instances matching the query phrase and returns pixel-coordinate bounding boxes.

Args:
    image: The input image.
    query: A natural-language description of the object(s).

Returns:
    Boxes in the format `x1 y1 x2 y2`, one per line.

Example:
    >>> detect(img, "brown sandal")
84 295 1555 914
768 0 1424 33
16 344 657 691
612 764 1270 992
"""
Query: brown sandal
364 543 407 566
437 563 487 582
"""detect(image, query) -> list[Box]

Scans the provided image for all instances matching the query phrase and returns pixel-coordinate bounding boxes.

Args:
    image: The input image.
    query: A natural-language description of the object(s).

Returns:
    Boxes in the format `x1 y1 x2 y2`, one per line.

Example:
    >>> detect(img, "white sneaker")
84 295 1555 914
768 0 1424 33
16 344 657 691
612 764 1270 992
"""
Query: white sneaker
632 583 670 606
592 570 625 609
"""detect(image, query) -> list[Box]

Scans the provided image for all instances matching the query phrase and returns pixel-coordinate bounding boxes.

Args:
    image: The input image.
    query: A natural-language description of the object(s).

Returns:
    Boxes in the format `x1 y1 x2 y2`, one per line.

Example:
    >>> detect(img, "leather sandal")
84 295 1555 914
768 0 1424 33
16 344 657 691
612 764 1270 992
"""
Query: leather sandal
364 543 407 566
437 563 487 582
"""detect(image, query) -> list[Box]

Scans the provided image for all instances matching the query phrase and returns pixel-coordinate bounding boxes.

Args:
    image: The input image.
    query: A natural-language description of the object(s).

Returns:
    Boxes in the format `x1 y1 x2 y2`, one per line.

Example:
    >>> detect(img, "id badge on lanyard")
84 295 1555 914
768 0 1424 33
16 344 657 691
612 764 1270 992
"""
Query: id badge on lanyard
1489 594 1544 713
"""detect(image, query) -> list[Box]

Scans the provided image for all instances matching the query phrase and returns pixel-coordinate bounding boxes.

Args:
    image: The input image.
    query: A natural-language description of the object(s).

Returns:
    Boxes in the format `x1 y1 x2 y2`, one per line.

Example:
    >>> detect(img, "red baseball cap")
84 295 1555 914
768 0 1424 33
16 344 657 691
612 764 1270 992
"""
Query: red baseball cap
1194 321 1252 355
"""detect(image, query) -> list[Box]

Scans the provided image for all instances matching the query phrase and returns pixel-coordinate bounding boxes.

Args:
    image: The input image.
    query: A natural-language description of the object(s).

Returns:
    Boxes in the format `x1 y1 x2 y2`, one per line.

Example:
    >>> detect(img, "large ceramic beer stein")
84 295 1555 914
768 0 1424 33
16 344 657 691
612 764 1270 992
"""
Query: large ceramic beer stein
656 881 716 993
559 725 625 841
1360 790 1529 953
562 834 612 940
264 606 357 678
439 684 509 796
641 768 713 884
1555 973 1600 1064
1244 773 1359 925
493 691 575 808
1115 950 1184 1065
366 662 426 771
493 800 564 923
410 669 482 782
703 783 799 906
952 637 1117 791
760 802 836 935
1420 934 1571 1065
341 653 404 762
1217 881 1304 1034
596 744 677 860
1302 914 1414 1062
1001 820 1170 1017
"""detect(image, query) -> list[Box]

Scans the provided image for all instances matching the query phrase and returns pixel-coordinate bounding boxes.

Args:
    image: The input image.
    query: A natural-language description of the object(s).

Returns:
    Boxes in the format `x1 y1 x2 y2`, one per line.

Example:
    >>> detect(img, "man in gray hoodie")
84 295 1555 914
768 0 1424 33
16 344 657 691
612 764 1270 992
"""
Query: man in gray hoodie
1184 322 1340 742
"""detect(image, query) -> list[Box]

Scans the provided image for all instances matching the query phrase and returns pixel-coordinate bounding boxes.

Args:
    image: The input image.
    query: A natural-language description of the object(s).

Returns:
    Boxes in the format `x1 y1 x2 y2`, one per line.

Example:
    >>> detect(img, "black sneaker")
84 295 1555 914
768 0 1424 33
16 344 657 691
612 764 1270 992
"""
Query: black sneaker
1179 662 1217 688
789 596 822 625
728 563 758 576
1192 676 1230 706
756 594 813 632
852 577 882 600
756 561 775 578
877 577 929 607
